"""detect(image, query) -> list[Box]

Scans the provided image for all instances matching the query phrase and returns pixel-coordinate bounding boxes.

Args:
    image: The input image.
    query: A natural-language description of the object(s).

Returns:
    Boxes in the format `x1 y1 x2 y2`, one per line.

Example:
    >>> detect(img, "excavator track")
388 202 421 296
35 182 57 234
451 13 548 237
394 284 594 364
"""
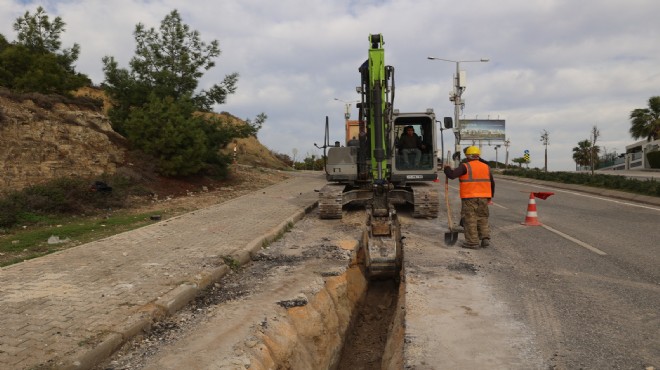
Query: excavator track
318 184 344 219
411 184 439 218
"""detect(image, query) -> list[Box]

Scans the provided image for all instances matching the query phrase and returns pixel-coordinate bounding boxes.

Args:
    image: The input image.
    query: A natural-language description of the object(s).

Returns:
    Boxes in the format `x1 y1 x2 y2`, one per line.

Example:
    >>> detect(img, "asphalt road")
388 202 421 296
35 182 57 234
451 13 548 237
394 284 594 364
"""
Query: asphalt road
461 177 660 369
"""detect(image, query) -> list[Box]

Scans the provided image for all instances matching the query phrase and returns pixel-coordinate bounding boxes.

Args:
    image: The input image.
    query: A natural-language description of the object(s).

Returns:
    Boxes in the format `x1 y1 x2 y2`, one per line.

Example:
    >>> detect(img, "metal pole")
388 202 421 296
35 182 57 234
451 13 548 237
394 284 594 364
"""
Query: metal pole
454 61 461 167
427 57 489 167
439 124 445 166
334 98 359 144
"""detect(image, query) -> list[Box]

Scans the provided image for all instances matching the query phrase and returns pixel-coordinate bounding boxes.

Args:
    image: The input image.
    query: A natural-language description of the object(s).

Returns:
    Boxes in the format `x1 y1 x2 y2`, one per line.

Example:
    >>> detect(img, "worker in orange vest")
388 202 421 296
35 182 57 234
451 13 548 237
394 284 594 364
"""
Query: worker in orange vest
444 146 495 249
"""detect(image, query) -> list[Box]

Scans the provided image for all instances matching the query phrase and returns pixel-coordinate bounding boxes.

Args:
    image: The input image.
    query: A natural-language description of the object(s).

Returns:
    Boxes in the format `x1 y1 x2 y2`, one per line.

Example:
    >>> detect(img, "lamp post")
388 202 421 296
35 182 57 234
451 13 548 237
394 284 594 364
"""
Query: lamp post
494 144 501 169
334 98 359 144
427 57 489 166
334 98 359 120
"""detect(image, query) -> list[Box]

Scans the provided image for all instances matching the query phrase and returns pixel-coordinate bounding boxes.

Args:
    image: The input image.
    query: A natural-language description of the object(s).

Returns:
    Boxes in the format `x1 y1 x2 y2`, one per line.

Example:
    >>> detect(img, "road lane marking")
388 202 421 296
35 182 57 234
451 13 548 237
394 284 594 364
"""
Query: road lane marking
498 179 660 212
541 224 607 256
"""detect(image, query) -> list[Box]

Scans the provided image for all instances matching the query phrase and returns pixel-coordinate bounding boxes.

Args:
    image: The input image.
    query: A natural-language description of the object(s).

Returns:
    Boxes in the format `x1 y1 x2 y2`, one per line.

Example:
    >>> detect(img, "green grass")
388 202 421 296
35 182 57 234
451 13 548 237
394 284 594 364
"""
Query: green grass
0 211 165 267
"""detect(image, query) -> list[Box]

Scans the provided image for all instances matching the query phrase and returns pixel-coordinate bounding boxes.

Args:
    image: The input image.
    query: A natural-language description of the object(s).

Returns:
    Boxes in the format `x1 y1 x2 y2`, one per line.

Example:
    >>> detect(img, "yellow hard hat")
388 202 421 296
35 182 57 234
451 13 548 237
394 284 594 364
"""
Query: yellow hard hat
465 146 480 156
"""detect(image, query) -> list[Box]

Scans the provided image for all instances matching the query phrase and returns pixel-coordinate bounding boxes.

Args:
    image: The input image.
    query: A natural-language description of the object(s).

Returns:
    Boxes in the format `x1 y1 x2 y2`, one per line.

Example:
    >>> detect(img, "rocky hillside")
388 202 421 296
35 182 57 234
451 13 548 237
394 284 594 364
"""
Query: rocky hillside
0 90 126 192
0 88 288 193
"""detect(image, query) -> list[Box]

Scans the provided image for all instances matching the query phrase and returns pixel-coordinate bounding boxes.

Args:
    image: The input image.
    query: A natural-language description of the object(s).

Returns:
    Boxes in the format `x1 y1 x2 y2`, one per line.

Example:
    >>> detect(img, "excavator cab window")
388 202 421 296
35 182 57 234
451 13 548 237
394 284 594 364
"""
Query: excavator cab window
393 118 434 171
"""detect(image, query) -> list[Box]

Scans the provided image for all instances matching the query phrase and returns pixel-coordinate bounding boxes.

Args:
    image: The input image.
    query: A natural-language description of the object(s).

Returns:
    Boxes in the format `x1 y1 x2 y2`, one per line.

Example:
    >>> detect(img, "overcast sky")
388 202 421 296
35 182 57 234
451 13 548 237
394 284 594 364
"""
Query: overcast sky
2 0 659 170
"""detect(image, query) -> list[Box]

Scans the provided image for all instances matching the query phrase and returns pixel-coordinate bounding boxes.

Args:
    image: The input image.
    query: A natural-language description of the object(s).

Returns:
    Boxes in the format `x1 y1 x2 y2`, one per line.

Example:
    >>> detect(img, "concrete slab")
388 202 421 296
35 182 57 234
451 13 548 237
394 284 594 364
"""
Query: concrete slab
402 228 546 369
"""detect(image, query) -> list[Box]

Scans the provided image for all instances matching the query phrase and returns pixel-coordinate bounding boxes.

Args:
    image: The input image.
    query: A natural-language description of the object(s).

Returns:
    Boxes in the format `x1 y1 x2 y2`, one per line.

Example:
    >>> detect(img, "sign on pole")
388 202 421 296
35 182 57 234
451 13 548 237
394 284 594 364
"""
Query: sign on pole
459 119 506 141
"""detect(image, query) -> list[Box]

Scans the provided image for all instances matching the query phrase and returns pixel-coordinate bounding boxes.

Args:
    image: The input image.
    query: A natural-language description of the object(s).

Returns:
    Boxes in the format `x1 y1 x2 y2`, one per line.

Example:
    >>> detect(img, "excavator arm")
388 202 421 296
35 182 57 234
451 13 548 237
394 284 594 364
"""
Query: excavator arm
357 34 402 279
358 34 393 182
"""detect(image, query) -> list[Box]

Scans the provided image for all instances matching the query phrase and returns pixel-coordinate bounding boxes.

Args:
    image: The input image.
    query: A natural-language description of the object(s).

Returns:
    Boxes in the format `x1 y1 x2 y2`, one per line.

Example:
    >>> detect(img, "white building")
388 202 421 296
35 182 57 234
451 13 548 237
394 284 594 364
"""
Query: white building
624 138 660 170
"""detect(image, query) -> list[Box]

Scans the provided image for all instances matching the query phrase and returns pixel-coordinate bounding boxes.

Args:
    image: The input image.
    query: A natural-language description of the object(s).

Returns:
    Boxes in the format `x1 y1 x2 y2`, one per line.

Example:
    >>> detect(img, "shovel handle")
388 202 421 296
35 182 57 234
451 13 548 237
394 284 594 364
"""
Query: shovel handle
445 176 455 231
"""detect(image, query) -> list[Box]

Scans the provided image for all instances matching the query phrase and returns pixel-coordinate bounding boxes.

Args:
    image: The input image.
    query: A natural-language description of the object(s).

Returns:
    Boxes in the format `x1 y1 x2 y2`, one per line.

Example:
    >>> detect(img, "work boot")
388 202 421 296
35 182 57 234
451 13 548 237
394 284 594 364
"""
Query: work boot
460 242 480 250
480 238 490 248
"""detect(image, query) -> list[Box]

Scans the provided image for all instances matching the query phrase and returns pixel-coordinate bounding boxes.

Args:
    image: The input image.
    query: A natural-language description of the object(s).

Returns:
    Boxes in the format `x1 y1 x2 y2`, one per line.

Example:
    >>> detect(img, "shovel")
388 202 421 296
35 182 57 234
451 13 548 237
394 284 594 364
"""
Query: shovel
444 155 459 245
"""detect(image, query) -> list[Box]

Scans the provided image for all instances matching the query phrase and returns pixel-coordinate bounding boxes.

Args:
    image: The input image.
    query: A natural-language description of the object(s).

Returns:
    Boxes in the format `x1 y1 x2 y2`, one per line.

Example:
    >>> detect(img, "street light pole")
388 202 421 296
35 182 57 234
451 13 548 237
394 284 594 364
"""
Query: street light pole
494 144 501 169
427 57 489 166
334 98 359 144
334 97 357 120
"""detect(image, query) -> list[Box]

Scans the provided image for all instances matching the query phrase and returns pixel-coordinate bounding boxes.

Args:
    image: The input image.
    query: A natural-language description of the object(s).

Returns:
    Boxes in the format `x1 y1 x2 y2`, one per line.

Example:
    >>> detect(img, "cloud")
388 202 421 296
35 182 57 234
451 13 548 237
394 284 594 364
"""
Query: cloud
2 0 659 170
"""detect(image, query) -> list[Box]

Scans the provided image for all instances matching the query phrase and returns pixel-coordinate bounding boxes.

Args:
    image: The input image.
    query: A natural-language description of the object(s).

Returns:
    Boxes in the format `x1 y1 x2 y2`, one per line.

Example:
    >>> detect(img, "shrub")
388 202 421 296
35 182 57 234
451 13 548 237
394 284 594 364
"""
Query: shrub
0 174 138 229
502 168 659 198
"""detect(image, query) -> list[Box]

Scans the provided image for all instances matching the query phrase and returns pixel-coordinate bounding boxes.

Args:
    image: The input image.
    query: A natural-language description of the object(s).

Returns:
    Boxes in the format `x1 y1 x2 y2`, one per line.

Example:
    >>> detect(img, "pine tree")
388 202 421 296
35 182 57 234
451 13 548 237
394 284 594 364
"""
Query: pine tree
0 6 89 94
102 9 238 135
102 9 262 176
124 95 209 176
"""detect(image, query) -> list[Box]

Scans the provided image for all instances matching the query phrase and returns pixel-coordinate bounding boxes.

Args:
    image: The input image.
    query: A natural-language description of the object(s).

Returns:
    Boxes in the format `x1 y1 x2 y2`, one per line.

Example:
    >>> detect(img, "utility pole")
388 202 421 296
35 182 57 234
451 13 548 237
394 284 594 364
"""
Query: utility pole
540 129 549 172
504 138 510 167
494 144 501 169
427 57 489 166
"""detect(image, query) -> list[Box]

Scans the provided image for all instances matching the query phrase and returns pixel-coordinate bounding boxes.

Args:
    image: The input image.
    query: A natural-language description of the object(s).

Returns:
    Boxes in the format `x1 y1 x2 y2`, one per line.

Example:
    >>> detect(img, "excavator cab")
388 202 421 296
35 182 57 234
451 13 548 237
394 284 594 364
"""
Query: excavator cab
390 110 438 184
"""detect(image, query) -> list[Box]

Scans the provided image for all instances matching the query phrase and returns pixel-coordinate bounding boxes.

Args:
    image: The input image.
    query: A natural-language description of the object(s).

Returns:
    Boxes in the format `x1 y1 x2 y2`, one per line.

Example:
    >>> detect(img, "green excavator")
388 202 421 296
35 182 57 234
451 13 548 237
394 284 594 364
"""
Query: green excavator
318 34 444 279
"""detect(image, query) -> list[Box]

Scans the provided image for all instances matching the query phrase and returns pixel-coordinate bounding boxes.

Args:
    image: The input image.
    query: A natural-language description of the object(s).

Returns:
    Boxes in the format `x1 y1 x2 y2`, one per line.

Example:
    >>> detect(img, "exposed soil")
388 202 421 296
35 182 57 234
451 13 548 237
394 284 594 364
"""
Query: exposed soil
93 205 402 369
114 144 292 215
337 280 400 370
120 164 292 216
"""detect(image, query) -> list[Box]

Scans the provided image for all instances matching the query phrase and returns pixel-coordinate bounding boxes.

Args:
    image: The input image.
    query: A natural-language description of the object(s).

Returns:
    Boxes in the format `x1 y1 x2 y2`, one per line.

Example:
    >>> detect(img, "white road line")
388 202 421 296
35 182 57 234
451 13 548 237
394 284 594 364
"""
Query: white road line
541 224 608 256
498 179 660 212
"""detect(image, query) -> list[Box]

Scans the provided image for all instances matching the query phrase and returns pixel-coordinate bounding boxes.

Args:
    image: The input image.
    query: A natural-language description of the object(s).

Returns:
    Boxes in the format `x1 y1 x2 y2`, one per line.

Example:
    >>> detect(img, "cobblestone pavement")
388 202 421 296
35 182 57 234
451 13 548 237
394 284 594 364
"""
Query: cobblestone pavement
0 172 326 370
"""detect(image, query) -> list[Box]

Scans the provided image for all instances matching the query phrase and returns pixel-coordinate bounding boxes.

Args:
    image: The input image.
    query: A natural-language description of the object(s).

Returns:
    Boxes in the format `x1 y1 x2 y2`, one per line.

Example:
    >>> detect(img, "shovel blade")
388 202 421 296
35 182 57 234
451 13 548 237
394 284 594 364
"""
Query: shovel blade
444 231 459 245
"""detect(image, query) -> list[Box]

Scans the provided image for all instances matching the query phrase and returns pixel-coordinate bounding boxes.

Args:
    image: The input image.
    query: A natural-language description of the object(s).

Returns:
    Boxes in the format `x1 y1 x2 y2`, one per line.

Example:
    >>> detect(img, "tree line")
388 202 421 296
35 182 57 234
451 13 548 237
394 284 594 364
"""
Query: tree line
0 7 264 177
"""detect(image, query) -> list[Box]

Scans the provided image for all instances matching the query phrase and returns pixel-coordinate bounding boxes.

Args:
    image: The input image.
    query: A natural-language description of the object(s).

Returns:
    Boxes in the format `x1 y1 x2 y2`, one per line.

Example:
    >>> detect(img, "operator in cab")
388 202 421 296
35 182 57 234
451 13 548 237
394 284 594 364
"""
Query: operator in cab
443 146 494 249
398 125 425 167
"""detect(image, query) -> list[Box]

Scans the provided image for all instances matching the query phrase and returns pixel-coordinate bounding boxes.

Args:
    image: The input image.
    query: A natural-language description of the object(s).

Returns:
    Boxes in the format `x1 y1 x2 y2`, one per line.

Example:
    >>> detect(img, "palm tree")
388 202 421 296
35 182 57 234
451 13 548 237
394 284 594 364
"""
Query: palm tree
629 96 660 141
573 139 600 170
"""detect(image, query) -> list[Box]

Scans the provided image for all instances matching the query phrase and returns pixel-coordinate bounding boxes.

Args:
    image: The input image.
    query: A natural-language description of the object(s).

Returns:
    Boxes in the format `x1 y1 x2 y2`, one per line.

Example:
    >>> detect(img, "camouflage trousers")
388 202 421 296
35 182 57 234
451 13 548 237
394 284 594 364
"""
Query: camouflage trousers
461 198 490 245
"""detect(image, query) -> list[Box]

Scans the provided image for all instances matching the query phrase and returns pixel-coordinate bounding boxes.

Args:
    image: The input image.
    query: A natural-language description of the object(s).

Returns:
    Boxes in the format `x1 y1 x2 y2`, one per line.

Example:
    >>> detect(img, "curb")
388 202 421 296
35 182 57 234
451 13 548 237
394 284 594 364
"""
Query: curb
58 200 319 370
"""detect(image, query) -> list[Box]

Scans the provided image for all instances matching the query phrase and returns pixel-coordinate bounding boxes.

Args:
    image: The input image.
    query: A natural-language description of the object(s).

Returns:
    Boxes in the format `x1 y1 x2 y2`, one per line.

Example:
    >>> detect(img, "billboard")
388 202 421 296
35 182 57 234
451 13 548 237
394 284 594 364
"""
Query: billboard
459 119 505 141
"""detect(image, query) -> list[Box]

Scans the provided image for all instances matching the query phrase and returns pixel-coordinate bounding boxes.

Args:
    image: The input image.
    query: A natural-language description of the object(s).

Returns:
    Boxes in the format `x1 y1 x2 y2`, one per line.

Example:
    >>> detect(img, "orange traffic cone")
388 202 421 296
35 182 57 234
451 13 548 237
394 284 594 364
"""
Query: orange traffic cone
521 193 542 226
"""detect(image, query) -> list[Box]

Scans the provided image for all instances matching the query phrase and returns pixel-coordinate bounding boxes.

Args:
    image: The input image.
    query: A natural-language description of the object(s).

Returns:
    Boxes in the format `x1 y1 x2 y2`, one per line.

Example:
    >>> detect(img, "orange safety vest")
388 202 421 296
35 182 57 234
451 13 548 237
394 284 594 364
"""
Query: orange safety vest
459 160 492 198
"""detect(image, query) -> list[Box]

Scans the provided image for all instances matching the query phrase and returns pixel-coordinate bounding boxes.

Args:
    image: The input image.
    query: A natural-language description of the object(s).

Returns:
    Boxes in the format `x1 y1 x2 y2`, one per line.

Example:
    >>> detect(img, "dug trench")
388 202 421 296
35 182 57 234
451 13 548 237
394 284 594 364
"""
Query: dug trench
95 206 407 370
